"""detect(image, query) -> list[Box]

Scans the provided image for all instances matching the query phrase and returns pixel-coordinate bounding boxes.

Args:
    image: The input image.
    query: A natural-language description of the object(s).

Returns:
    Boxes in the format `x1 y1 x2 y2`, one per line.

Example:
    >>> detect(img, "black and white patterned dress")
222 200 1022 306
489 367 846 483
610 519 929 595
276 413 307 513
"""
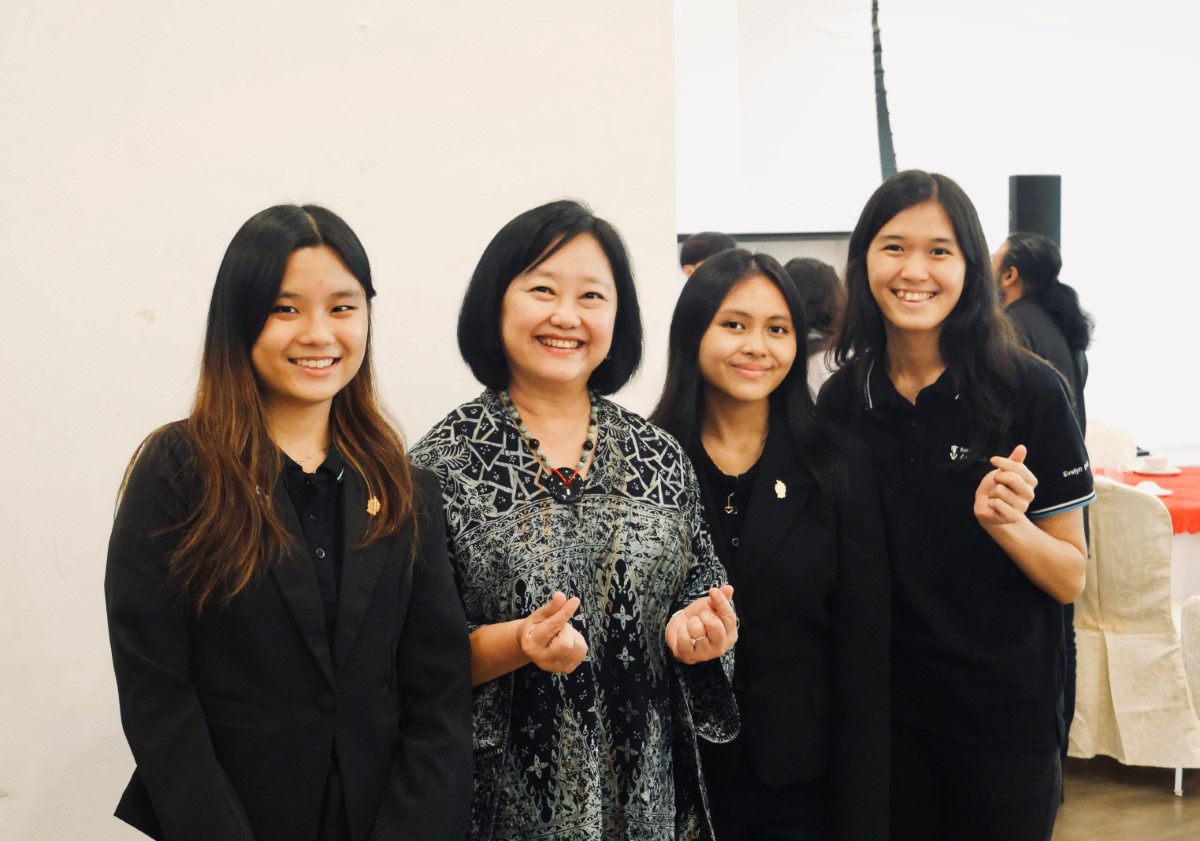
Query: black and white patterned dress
412 390 738 841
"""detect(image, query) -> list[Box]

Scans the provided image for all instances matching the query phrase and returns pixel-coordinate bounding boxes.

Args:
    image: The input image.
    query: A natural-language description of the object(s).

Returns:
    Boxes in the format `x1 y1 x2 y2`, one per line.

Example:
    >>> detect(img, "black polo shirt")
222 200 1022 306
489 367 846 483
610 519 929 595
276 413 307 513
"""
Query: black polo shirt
817 354 1094 750
282 449 346 638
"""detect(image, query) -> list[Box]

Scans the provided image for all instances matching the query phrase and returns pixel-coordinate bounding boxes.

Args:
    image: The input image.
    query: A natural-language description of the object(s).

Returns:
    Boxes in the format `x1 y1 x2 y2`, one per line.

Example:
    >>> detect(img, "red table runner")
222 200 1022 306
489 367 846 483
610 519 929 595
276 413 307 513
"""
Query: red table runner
1101 466 1200 535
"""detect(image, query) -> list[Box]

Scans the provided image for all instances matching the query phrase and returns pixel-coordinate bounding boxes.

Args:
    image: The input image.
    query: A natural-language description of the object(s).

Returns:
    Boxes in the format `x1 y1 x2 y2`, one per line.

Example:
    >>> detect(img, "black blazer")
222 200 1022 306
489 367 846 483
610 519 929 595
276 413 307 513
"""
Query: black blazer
105 425 473 841
692 425 890 840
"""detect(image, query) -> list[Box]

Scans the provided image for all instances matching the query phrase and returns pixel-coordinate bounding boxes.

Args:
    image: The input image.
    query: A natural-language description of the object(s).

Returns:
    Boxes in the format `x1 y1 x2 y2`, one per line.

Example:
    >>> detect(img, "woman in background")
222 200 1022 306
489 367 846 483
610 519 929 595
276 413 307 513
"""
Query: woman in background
652 248 888 840
106 204 472 841
818 171 1094 841
412 199 739 841
783 257 844 397
994 230 1093 777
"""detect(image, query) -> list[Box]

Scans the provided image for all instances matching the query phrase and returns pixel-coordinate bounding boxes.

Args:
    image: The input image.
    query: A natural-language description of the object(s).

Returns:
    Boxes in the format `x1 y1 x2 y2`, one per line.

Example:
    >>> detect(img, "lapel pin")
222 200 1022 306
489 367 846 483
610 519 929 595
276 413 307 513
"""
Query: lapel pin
366 496 381 516
775 479 786 499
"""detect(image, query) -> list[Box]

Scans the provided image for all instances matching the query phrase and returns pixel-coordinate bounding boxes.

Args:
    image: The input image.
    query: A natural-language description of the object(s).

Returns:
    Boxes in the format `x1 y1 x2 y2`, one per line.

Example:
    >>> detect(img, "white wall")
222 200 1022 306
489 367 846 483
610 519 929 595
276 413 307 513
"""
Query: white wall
879 0 1200 449
677 0 1200 450
0 3 677 838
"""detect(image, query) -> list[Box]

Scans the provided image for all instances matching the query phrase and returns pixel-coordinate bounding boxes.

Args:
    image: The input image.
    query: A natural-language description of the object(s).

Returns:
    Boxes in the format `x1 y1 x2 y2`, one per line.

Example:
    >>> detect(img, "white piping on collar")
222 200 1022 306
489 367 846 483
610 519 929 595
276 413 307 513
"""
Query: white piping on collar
864 357 961 405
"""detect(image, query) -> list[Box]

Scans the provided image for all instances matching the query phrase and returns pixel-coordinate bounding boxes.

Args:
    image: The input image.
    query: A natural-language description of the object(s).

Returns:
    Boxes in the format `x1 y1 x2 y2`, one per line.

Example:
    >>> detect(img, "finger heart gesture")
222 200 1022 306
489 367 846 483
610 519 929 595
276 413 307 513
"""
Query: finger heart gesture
974 444 1039 527
666 585 738 664
519 592 589 674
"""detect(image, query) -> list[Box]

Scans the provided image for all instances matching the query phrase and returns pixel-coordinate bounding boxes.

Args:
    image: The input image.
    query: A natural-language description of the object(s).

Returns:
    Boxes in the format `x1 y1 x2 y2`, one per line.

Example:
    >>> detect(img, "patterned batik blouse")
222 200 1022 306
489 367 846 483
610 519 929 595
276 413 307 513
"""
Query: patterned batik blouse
412 390 738 841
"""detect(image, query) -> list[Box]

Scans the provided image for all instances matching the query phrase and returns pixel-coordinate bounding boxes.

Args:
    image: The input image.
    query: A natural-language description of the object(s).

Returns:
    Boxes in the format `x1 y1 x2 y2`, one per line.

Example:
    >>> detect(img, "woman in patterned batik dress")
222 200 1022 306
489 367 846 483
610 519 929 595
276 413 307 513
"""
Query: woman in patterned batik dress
413 200 739 841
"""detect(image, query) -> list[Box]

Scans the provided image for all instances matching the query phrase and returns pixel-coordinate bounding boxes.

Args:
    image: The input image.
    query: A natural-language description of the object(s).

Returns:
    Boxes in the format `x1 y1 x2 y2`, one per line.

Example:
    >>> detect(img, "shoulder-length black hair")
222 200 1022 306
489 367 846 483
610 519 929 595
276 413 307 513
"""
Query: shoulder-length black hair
124 204 417 612
457 199 643 395
831 170 1025 456
1000 232 1093 352
650 248 845 503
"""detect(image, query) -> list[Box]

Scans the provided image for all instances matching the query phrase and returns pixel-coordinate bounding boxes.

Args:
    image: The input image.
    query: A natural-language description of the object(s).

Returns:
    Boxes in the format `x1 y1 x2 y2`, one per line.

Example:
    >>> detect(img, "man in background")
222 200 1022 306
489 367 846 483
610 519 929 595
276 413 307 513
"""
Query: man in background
680 231 737 277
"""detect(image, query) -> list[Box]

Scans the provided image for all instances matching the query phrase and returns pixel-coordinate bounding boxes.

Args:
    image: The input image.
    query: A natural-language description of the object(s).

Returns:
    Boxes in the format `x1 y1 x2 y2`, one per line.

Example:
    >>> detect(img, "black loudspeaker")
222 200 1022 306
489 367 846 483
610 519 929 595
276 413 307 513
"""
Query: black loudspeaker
1008 175 1061 245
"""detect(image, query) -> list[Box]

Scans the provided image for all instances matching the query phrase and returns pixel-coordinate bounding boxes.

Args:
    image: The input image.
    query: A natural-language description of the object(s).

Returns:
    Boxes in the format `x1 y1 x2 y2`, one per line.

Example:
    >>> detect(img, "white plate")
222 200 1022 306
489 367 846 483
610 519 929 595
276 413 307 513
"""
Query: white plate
1134 466 1182 476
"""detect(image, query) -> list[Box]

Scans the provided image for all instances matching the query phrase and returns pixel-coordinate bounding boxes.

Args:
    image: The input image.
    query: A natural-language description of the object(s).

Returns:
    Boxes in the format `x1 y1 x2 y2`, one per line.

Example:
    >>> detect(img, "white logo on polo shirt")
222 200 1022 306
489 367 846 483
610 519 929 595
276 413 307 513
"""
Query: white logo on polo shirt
949 444 970 461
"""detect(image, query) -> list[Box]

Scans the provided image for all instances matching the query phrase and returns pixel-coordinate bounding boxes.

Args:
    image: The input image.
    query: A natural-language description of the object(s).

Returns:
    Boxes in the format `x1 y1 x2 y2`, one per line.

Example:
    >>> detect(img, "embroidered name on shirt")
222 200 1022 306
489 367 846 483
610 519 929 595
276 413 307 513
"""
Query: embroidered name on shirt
1062 465 1085 478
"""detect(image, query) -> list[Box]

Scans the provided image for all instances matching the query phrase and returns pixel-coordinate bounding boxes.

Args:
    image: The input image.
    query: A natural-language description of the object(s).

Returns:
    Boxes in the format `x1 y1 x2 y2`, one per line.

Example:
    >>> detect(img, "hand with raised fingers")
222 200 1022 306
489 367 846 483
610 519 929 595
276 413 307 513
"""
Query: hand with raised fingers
518 591 589 674
666 584 738 664
974 444 1039 527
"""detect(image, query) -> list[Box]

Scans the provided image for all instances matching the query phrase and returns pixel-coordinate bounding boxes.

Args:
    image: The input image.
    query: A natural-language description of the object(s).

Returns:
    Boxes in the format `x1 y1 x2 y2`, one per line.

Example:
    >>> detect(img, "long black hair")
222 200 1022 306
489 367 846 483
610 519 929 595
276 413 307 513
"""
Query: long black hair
1000 232 1093 351
831 170 1025 457
123 204 417 612
651 248 846 503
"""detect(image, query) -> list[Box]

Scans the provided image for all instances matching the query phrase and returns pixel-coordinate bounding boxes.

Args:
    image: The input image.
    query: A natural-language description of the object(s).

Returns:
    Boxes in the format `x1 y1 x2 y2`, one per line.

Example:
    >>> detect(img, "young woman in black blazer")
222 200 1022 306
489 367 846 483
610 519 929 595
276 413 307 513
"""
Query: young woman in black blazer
651 249 890 840
105 204 473 841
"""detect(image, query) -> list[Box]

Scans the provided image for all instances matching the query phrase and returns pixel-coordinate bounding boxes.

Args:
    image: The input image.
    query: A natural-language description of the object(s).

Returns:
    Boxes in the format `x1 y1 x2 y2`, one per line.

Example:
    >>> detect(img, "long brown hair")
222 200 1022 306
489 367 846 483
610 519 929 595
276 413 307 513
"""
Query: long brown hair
123 205 417 613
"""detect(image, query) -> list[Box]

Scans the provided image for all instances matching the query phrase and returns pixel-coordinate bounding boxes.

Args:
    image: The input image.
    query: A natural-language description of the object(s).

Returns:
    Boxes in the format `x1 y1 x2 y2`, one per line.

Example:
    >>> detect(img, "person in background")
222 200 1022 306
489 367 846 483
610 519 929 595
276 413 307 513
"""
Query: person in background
784 256 845 398
818 171 1094 841
993 232 1091 433
652 248 889 840
105 205 473 841
681 230 738 277
412 199 739 841
993 230 1094 777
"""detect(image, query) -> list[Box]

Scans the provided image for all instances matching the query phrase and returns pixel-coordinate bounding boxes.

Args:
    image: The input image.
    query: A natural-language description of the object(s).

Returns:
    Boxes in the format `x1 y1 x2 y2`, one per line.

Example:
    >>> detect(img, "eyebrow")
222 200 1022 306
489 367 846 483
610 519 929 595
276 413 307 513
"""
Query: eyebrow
526 267 615 286
878 234 957 245
276 287 364 301
717 308 792 321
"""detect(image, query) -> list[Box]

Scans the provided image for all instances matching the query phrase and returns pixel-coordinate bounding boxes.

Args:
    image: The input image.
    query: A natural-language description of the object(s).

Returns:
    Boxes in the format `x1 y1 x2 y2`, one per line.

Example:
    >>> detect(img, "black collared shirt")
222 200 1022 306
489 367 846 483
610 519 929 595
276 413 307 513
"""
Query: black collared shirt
697 448 758 568
818 354 1094 750
283 449 346 637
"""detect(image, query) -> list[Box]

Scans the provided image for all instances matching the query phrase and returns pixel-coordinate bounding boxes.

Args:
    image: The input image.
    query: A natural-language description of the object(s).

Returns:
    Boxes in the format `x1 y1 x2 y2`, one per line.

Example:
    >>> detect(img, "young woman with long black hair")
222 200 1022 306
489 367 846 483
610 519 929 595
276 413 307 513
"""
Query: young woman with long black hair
818 171 1094 841
651 249 889 840
105 204 473 841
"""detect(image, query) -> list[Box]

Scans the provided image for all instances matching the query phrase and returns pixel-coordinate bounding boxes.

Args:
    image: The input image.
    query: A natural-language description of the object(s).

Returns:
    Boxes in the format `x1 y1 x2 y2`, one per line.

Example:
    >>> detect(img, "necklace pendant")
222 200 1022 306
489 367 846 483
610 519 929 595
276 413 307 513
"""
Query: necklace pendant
543 467 585 504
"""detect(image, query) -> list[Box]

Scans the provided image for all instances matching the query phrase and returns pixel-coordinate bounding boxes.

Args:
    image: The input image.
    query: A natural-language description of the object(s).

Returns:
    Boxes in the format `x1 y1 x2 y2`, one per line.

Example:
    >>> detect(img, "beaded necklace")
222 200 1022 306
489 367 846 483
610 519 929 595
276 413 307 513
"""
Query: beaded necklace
499 389 597 504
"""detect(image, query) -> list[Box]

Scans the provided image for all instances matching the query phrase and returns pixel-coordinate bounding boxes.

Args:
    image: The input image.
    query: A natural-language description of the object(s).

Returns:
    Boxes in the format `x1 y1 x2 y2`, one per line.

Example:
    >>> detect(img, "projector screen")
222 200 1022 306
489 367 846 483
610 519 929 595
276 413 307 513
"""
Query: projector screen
675 0 882 235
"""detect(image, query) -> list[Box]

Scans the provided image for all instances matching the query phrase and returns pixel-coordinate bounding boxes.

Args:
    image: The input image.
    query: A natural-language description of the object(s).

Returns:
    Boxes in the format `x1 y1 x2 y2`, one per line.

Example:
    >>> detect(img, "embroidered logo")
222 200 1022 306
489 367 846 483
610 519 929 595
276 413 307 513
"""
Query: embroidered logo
949 444 970 461
775 479 787 499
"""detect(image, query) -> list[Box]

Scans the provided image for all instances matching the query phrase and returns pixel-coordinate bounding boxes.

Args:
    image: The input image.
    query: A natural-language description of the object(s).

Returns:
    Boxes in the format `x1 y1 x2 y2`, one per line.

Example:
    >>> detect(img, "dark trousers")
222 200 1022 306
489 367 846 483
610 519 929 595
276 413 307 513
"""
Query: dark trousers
707 753 830 841
891 721 1061 841
1063 601 1076 767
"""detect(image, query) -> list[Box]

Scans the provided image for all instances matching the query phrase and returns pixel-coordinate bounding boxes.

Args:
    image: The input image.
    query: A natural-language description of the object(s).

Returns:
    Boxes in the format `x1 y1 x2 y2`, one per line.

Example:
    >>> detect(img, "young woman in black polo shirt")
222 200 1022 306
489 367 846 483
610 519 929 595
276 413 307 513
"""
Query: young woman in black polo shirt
105 205 472 841
817 171 1094 841
653 249 890 840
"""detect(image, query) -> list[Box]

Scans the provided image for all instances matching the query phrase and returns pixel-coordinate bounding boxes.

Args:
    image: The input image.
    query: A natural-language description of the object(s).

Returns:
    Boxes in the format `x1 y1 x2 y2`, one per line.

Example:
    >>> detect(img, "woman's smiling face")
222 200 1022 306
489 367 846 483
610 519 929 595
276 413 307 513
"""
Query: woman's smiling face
251 245 368 415
698 273 796 408
499 233 617 395
866 200 966 342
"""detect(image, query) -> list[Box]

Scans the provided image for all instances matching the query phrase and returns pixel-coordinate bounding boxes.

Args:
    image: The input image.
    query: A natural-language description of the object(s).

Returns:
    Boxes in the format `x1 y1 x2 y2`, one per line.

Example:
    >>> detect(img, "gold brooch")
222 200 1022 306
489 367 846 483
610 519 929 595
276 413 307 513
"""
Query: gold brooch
366 496 381 516
775 480 786 499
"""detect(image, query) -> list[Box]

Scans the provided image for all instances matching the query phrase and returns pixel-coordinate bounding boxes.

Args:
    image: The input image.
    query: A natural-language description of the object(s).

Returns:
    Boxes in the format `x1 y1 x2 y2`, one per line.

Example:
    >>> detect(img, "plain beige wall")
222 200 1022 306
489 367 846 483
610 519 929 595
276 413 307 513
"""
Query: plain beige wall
0 3 678 837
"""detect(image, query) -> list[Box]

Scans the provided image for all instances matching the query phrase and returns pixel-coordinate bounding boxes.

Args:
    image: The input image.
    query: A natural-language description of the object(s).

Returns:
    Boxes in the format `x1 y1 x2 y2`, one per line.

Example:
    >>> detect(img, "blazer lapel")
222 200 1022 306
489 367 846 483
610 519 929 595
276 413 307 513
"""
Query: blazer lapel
268 478 337 688
735 427 811 587
332 476 391 676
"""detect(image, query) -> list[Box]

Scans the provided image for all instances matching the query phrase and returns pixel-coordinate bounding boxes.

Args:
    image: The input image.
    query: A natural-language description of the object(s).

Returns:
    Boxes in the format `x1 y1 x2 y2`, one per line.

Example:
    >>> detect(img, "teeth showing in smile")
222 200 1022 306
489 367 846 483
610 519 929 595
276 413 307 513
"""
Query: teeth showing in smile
294 358 335 368
540 337 581 349
894 290 935 302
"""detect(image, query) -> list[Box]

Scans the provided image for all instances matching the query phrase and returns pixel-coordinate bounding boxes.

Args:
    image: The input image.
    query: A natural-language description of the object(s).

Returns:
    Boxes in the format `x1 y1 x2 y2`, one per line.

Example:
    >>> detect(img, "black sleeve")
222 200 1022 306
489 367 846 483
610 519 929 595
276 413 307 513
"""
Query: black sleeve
1016 359 1095 519
829 437 891 841
104 427 255 840
369 469 474 841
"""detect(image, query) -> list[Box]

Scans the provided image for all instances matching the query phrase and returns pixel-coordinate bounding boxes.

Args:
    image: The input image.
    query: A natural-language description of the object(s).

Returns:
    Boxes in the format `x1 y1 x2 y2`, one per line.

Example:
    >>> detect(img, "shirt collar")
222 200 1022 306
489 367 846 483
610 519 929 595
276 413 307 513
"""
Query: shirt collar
864 357 960 412
282 446 346 483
